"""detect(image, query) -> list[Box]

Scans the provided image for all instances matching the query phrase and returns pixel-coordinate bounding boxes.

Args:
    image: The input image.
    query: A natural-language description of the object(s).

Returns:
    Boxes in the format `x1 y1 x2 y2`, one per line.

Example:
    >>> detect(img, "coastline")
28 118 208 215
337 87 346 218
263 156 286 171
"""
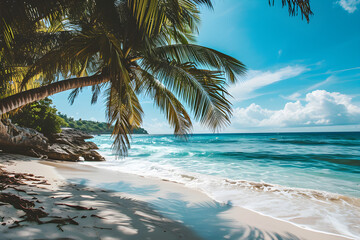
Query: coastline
0 153 352 240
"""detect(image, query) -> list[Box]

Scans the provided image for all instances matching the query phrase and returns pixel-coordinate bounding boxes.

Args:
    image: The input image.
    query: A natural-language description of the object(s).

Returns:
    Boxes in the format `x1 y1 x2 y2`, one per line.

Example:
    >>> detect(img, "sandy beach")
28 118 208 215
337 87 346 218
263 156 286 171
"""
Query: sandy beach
0 153 353 240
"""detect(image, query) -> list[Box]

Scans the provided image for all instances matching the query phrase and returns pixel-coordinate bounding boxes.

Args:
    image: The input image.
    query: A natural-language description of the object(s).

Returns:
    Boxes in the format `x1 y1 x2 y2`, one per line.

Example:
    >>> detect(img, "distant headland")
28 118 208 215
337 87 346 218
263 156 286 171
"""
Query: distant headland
58 113 148 135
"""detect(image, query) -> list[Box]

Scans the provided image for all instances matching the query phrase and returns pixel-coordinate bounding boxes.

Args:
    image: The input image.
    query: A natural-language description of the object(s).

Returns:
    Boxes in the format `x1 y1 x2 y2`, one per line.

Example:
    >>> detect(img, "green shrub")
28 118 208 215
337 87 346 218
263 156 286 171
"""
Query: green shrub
58 113 147 134
10 98 68 136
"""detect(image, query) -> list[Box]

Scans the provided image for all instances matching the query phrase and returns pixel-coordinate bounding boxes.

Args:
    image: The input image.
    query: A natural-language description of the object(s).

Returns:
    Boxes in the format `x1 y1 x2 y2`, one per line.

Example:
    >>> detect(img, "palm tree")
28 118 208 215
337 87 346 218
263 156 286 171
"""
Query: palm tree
0 0 312 154
0 0 88 108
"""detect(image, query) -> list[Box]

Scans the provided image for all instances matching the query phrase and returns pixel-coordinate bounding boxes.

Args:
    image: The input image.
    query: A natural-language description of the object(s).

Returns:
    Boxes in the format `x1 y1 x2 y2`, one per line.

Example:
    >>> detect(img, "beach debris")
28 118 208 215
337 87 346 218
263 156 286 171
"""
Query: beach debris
0 193 35 208
0 192 48 224
93 226 112 230
0 168 50 227
55 203 97 210
37 180 51 185
40 216 79 232
8 221 24 229
84 226 112 230
42 216 79 226
57 224 64 231
0 166 93 232
90 214 106 219
13 187 27 193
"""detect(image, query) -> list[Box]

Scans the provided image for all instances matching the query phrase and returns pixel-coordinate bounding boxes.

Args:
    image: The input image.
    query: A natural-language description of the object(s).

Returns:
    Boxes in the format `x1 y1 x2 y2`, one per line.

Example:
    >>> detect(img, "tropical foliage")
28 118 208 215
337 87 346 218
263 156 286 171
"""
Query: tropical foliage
58 113 148 134
0 0 312 155
10 98 68 136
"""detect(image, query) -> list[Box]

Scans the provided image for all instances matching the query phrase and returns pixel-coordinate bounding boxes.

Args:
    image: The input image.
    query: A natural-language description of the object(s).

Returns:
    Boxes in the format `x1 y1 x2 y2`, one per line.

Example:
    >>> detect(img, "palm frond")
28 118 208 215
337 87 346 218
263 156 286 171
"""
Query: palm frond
134 68 192 136
106 79 143 156
269 0 313 22
152 44 246 83
68 87 82 105
91 83 107 104
140 58 232 131
128 0 212 37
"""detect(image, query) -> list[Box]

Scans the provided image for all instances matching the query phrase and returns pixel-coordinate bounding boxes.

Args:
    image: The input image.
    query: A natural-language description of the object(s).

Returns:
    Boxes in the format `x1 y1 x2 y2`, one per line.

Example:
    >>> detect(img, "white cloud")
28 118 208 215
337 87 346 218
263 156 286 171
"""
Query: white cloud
281 75 336 102
337 0 360 13
142 118 173 134
307 76 336 91
282 92 302 101
233 90 360 127
229 66 307 101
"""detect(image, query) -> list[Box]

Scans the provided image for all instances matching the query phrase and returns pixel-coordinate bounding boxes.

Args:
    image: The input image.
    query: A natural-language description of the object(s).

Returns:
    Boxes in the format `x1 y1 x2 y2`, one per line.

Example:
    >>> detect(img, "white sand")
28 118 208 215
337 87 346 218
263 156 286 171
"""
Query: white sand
0 153 353 240
0 153 200 240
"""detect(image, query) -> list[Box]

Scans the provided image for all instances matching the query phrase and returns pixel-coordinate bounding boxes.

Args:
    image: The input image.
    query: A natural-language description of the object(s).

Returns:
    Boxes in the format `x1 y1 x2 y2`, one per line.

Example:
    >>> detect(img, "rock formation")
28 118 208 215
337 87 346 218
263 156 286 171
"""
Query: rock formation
0 119 104 161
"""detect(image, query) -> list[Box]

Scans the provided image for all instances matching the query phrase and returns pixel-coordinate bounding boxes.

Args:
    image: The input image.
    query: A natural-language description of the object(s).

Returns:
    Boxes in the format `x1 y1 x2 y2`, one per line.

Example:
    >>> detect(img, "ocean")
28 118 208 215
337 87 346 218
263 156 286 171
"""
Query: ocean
85 132 360 239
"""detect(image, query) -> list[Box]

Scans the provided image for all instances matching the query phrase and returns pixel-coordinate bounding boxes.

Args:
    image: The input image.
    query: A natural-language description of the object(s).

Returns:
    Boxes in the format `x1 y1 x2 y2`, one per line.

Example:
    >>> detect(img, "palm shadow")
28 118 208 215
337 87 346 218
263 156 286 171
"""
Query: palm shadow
66 177 301 240
0 178 200 239
150 197 300 240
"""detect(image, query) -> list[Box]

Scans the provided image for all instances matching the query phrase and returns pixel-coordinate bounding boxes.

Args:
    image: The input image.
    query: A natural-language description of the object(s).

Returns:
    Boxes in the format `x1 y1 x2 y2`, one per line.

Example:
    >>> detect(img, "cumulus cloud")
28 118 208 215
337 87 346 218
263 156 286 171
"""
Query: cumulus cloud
229 66 307 101
337 0 360 13
142 118 173 134
233 90 360 127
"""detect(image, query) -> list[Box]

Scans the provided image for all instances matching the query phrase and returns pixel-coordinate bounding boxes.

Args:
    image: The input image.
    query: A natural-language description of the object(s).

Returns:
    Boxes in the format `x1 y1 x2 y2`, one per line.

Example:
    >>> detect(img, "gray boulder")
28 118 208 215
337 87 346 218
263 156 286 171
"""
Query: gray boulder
0 119 104 161
0 119 49 157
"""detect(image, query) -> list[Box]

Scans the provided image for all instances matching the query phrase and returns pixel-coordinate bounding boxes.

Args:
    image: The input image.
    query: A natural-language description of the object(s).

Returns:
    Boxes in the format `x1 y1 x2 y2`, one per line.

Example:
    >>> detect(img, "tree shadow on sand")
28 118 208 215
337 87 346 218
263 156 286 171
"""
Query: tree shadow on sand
0 178 200 239
64 177 301 240
150 197 300 240
68 177 160 197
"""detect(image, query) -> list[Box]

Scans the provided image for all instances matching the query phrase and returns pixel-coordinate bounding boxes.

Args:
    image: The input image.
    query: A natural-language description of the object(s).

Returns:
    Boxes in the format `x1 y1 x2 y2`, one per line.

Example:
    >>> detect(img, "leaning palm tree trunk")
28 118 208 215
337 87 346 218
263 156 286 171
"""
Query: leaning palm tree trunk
0 74 108 115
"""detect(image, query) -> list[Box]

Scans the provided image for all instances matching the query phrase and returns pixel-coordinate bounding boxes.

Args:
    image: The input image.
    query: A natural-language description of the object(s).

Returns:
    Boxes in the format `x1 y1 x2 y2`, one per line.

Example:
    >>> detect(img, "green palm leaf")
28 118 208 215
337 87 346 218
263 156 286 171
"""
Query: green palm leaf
141 58 232 131
134 68 192 136
152 44 246 83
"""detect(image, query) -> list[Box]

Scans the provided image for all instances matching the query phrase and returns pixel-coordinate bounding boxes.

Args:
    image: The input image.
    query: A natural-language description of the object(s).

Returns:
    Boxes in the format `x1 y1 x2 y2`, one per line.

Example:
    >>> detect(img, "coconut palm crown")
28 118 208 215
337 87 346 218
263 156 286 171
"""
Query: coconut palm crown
0 0 312 155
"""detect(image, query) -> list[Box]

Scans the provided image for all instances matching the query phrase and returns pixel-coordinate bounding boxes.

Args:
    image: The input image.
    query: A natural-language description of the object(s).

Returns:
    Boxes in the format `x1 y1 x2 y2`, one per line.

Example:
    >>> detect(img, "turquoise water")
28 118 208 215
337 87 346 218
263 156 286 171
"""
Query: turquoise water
86 132 360 238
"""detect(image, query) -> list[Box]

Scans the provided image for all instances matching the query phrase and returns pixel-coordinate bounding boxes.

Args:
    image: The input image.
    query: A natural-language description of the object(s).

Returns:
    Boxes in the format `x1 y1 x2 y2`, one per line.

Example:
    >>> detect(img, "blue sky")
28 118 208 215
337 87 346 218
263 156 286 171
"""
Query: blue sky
51 0 360 134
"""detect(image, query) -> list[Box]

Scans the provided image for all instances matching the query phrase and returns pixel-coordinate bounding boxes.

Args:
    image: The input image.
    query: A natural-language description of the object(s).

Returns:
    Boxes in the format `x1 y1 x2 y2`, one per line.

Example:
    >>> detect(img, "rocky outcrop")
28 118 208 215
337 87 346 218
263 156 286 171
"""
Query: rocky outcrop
46 128 104 161
0 119 49 156
0 119 104 161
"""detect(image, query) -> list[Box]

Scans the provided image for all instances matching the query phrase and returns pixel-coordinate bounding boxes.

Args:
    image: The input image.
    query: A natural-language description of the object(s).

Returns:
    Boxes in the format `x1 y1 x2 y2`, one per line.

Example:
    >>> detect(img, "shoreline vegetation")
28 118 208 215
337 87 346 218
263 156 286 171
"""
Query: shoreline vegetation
0 153 350 240
8 97 148 136
0 98 146 161
58 113 148 135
